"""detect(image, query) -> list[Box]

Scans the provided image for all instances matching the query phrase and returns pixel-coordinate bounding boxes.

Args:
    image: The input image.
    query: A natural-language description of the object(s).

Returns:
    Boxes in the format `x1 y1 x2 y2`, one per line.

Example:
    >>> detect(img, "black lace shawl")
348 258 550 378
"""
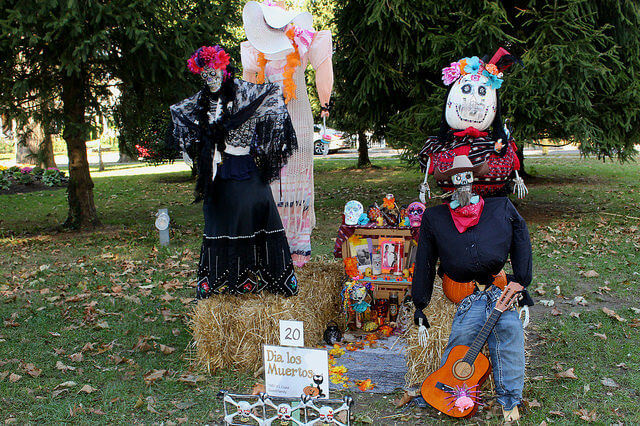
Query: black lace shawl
170 78 297 199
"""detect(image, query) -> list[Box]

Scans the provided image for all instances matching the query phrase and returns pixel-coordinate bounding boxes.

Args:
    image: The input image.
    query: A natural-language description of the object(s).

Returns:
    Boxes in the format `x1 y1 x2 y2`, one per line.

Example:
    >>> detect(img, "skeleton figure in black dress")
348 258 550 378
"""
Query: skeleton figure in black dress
171 45 299 297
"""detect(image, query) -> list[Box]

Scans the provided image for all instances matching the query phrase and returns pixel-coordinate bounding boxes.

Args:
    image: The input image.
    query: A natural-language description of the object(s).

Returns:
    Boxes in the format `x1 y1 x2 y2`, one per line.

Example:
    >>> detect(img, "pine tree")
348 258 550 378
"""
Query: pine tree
387 0 640 166
0 0 241 228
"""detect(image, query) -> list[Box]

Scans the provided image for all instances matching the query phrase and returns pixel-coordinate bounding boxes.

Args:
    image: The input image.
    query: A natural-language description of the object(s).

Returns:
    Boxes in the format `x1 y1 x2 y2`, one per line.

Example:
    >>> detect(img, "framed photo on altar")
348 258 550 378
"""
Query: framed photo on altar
380 238 404 274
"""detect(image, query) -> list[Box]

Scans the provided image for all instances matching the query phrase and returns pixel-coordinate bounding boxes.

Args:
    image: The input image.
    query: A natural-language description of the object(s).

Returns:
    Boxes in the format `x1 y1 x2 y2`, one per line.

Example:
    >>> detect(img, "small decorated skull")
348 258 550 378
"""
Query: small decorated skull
344 200 364 226
407 202 426 228
237 401 252 418
318 406 335 423
277 403 292 420
201 66 223 92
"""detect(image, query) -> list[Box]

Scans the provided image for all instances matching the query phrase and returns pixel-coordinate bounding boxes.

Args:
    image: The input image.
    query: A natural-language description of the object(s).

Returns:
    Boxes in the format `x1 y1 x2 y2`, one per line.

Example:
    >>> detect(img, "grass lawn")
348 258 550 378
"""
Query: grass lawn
0 156 639 424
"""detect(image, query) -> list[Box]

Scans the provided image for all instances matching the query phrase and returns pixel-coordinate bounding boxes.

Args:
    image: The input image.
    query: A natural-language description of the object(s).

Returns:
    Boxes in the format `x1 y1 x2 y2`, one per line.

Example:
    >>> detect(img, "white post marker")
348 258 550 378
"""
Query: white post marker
279 320 304 347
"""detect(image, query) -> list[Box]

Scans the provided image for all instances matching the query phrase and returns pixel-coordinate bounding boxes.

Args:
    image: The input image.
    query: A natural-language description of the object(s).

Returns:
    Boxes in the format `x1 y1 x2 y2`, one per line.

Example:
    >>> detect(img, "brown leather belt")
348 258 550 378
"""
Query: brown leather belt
442 270 507 304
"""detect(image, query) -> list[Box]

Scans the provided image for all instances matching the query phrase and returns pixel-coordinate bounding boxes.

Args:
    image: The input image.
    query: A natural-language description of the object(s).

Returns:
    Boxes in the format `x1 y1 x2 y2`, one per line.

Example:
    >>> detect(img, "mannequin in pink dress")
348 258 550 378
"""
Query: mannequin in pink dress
241 0 333 267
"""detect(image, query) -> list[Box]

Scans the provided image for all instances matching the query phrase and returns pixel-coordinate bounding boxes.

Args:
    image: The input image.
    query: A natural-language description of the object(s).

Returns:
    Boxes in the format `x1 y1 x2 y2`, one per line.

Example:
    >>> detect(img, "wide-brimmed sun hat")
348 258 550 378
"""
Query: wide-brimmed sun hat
434 155 489 180
243 1 313 56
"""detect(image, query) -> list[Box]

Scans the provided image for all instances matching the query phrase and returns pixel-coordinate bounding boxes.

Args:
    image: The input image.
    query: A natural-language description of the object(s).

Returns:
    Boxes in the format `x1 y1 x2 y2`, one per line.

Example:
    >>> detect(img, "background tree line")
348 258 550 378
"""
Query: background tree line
1 0 639 229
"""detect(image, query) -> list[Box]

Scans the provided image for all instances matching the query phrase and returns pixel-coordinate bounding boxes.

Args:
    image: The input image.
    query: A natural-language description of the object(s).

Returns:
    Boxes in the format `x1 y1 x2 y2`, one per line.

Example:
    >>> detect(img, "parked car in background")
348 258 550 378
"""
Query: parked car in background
313 124 353 155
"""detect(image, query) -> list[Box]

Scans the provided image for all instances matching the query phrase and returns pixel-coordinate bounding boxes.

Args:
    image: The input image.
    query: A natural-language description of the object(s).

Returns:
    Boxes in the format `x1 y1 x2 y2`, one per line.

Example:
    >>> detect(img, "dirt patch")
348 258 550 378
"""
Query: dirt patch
0 182 66 195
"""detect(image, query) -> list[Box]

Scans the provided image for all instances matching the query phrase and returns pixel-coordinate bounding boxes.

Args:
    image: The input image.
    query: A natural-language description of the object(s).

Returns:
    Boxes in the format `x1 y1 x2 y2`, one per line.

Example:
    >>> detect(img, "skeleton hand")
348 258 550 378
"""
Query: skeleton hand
414 310 430 347
513 170 528 199
418 182 431 204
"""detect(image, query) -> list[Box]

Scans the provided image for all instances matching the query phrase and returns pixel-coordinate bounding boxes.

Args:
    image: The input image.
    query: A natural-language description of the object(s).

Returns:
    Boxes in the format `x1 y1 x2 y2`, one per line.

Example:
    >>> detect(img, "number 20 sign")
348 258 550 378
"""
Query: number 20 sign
279 320 304 347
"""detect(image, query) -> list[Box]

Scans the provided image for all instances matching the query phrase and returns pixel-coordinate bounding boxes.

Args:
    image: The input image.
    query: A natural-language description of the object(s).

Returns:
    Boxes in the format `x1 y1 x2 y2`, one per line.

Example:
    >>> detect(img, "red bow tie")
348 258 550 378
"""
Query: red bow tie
453 127 489 138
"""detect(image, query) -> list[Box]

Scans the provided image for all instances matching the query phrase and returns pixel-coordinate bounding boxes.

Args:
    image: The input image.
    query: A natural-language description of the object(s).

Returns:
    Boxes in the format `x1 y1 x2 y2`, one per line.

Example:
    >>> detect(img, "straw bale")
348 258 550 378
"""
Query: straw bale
189 261 345 374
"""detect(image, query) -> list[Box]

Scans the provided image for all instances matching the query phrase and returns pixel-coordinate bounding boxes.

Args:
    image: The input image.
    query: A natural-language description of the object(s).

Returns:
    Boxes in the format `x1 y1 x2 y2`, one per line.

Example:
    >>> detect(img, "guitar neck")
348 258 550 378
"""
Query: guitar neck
462 308 503 365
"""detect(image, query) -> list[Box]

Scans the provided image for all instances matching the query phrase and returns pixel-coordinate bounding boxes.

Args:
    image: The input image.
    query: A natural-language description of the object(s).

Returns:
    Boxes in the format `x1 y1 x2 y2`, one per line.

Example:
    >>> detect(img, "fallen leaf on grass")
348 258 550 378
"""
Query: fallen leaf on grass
69 352 84 362
549 410 565 416
525 398 541 408
570 312 580 319
616 362 628 370
158 344 175 355
160 293 176 302
584 383 590 393
146 396 159 413
174 400 196 410
133 337 153 352
593 332 607 340
143 369 167 385
9 373 22 382
551 307 562 316
23 363 42 377
393 391 414 408
79 384 98 394
555 368 577 379
178 373 205 386
600 377 619 388
95 320 109 329
56 361 76 372
582 270 599 278
572 296 588 306
602 307 627 322
574 408 597 422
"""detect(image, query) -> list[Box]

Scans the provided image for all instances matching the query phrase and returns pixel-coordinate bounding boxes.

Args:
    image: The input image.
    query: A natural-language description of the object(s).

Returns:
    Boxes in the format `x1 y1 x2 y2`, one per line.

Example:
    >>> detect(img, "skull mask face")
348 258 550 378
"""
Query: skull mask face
201 66 223 92
237 401 252 418
445 74 497 131
277 404 292 420
318 406 334 423
407 202 426 227
452 170 474 207
344 200 364 225
350 285 367 303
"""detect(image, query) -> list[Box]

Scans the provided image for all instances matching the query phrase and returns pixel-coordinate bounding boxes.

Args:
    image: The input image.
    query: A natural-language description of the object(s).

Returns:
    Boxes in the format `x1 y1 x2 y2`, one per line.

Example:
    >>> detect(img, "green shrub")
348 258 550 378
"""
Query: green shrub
13 169 33 184
41 168 65 187
0 173 10 190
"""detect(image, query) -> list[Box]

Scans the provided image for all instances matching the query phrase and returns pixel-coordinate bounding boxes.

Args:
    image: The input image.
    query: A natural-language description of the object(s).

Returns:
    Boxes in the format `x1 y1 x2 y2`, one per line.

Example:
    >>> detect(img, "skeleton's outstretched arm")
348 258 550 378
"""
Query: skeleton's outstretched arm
512 170 528 199
419 157 432 203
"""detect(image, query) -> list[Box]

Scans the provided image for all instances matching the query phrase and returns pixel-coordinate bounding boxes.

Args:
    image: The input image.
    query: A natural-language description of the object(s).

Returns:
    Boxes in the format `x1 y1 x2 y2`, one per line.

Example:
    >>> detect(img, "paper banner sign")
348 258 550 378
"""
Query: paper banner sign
263 345 329 399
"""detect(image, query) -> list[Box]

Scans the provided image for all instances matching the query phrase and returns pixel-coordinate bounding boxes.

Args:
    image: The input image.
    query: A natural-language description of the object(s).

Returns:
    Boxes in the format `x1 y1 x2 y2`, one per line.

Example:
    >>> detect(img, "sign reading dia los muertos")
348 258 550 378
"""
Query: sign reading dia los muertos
263 345 329 399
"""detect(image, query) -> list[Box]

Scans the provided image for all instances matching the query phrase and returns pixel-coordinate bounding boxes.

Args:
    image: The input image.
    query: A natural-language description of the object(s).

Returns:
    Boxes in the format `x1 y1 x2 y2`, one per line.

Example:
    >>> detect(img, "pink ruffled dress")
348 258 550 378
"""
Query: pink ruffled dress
241 30 333 267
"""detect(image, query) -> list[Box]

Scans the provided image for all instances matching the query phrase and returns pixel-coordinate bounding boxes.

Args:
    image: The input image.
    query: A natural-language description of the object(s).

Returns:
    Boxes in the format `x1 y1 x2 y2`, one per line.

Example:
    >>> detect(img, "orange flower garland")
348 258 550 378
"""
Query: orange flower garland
254 26 303 104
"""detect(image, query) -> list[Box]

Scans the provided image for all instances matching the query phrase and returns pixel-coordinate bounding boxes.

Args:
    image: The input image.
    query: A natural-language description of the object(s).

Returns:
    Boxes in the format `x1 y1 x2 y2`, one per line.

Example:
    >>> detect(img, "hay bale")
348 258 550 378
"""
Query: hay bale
189 261 345 374
404 282 457 387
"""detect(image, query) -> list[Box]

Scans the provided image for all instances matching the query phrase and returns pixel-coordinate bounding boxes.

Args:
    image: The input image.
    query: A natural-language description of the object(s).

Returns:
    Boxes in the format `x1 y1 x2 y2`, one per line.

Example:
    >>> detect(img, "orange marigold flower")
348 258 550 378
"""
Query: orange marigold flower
485 63 499 75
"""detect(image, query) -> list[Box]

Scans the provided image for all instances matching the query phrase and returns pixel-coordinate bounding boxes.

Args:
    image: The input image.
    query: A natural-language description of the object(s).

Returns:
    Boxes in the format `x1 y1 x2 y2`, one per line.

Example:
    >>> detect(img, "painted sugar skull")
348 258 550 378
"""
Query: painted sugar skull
407 202 426 227
201 67 223 92
445 72 497 131
350 284 367 303
344 200 364 226
277 403 292 420
237 400 252 418
318 406 335 423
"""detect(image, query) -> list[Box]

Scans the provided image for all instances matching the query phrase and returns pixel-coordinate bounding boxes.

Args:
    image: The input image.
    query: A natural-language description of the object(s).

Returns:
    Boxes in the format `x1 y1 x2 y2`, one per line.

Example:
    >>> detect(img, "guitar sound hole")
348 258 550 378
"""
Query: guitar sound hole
452 360 474 380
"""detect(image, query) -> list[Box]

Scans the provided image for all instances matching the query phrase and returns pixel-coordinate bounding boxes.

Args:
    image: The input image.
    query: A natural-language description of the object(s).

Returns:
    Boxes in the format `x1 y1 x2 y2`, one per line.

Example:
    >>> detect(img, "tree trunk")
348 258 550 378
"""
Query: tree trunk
357 130 371 168
118 136 135 163
14 117 57 168
62 72 100 229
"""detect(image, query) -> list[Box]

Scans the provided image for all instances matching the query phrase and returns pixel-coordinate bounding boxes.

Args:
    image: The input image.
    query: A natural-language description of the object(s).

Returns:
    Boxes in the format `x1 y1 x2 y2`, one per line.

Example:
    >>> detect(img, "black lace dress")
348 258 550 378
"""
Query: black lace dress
170 79 299 298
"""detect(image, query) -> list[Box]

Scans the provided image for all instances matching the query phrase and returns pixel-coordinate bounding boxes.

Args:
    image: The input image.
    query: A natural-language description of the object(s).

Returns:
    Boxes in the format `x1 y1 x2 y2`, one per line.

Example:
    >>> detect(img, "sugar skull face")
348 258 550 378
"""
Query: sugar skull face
452 170 474 187
445 74 497 131
318 406 334 423
277 404 292 420
344 200 364 225
407 202 426 227
350 284 367 303
201 66 223 92
237 401 252 418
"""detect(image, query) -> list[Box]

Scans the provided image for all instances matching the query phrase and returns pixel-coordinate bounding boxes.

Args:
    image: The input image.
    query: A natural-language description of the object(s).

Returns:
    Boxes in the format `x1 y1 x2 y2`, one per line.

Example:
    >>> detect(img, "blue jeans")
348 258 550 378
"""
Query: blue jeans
441 286 525 410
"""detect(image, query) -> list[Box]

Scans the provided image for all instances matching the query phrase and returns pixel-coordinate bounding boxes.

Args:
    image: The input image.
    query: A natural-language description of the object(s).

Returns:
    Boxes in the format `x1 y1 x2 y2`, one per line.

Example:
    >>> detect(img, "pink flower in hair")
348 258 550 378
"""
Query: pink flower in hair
213 49 230 70
442 62 461 86
187 57 203 74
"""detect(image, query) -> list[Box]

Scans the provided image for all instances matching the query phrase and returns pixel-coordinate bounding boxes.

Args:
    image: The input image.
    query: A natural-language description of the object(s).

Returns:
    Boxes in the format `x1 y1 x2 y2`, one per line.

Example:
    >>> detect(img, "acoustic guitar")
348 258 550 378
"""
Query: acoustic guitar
420 282 523 418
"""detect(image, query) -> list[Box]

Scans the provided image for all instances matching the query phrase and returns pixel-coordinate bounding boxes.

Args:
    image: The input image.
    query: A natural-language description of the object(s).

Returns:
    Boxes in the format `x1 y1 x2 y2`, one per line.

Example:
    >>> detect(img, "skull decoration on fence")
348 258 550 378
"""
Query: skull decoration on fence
318 406 334 423
277 403 293 421
407 202 426 228
343 200 364 226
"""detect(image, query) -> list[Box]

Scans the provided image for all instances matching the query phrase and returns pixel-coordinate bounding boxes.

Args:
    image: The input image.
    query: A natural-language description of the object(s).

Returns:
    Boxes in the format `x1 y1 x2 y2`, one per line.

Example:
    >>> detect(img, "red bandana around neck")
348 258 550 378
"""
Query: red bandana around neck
449 197 484 233
453 127 489 138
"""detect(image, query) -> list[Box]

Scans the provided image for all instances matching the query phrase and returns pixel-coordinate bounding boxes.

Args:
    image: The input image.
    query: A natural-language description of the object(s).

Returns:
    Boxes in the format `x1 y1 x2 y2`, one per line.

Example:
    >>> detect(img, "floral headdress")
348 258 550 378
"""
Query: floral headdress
441 48 521 90
187 45 231 77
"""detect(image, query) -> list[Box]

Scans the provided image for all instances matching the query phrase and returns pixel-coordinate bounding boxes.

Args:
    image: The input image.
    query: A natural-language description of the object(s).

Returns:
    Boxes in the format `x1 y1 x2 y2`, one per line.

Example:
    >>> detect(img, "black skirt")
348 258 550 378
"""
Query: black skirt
196 155 298 298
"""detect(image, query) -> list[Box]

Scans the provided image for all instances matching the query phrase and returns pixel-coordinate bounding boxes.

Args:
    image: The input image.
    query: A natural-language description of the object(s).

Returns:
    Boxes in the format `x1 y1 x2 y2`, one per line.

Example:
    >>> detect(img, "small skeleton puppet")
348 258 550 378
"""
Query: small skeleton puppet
303 395 353 426
381 194 399 226
434 156 488 210
222 392 266 425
